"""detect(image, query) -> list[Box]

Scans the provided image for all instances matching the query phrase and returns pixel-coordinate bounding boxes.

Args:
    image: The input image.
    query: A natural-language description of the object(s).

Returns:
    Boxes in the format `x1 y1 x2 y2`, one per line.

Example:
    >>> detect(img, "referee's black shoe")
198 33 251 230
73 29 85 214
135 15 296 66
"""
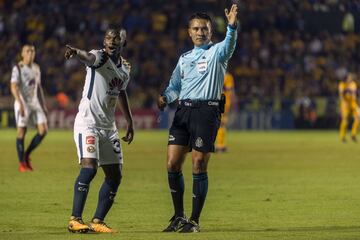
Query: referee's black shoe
162 215 188 232
179 219 200 233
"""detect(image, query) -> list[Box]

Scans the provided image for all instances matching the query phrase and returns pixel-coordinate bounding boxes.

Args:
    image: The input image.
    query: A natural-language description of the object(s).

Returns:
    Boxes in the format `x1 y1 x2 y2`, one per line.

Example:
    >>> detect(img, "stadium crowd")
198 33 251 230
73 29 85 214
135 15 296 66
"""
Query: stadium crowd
1 0 360 109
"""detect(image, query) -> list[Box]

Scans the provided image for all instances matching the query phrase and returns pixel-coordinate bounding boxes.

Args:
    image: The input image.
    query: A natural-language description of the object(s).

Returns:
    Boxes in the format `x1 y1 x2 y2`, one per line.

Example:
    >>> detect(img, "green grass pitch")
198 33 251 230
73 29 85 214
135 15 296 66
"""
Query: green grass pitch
1 129 360 240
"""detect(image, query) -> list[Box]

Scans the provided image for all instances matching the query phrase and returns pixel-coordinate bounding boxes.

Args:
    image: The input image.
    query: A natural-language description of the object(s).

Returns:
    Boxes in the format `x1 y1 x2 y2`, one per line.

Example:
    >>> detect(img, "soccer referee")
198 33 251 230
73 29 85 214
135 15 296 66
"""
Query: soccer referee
158 4 238 233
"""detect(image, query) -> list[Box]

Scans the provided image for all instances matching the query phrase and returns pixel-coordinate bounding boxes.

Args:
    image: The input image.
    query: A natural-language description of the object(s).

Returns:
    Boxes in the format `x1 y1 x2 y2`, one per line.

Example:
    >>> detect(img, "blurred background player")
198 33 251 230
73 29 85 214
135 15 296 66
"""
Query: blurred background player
215 72 235 153
10 44 48 172
65 26 134 233
338 73 360 142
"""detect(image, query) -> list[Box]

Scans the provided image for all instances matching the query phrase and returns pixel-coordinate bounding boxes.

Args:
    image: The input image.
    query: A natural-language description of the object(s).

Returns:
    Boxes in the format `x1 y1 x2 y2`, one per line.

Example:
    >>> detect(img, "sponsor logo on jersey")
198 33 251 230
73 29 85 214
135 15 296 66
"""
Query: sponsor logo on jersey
109 77 123 91
195 137 203 148
86 136 95 145
106 77 124 96
87 146 96 153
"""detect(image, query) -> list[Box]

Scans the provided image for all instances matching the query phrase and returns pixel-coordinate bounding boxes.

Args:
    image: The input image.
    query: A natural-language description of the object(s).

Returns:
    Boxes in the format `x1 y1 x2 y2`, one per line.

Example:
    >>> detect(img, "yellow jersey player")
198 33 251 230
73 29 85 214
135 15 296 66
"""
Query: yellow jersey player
216 72 235 152
338 73 360 142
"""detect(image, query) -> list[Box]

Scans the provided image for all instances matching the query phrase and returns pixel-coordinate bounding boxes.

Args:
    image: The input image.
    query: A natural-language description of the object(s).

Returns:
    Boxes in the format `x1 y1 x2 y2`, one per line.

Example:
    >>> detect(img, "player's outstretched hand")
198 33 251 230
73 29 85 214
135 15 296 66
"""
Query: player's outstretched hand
225 4 238 27
122 123 134 144
65 45 77 59
157 95 167 111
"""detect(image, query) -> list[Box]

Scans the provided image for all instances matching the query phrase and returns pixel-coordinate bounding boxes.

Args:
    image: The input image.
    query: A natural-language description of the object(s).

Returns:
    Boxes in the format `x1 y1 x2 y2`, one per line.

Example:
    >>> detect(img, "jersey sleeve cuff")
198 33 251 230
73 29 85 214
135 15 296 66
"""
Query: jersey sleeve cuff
227 23 239 31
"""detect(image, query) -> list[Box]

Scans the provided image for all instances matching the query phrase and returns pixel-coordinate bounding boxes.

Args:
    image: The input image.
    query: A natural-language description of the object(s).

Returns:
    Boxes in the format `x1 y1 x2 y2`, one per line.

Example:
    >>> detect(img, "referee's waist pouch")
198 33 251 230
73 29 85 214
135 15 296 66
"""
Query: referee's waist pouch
219 93 226 113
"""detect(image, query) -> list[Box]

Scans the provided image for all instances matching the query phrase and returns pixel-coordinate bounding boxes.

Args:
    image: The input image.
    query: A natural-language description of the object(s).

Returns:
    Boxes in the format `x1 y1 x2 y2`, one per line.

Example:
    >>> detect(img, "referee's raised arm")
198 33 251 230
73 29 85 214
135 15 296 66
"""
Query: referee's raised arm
225 4 238 28
218 4 239 63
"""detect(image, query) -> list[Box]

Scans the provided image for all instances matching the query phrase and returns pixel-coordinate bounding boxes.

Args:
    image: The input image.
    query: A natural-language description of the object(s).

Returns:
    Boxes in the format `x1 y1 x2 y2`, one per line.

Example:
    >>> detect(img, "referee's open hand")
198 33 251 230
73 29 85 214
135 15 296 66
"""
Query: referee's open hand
225 4 238 27
157 95 167 111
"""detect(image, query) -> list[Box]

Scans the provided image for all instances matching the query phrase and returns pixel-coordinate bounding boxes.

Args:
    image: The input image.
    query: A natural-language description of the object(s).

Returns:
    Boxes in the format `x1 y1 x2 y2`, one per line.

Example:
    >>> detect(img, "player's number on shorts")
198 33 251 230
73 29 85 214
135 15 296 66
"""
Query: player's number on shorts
113 139 121 153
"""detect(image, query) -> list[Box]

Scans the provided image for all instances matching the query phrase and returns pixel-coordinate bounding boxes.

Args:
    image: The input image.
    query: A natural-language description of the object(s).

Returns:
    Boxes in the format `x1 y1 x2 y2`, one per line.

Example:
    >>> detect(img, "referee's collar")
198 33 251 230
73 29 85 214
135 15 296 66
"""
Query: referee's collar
194 41 213 50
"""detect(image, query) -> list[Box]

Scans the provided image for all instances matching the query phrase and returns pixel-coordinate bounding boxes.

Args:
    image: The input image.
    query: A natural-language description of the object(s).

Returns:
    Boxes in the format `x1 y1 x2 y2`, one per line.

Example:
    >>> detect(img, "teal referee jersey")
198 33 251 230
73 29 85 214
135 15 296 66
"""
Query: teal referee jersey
163 25 237 103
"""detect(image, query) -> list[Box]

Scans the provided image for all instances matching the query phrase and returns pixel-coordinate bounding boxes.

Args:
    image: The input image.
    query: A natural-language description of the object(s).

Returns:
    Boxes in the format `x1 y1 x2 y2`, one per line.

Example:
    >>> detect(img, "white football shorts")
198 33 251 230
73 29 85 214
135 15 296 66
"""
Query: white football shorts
73 126 123 166
14 102 47 128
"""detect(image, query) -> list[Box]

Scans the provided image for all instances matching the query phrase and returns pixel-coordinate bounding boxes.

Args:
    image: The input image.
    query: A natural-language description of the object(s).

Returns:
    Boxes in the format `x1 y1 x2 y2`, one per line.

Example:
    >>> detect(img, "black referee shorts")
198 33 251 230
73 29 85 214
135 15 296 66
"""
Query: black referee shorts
168 100 221 153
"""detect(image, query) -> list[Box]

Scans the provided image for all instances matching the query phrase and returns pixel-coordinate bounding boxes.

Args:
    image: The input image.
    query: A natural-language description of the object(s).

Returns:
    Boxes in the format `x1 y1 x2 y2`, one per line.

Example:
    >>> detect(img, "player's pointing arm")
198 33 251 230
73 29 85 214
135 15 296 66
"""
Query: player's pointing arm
65 44 96 66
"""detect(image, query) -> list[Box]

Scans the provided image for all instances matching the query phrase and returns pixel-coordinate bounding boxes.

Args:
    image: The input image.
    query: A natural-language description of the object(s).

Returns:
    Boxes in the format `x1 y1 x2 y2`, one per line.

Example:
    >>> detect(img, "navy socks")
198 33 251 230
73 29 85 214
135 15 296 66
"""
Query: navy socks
168 171 185 217
93 177 121 221
16 138 25 162
190 172 208 223
25 133 46 156
71 168 97 217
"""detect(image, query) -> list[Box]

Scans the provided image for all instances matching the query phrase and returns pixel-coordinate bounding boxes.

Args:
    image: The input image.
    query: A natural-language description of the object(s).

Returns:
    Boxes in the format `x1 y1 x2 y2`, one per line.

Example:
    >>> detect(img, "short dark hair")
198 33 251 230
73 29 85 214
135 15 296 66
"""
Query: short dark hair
188 12 212 27
105 25 121 36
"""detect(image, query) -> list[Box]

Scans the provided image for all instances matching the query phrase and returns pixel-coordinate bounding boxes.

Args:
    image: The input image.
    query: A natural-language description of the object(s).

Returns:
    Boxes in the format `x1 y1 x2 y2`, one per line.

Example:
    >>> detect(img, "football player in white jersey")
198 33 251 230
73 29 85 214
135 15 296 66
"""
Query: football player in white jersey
10 44 48 172
65 26 134 233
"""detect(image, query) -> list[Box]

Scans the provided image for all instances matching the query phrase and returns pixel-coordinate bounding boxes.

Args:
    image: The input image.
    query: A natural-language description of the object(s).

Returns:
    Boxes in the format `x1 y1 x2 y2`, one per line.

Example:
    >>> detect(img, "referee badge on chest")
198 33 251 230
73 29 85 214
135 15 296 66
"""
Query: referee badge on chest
197 61 208 74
